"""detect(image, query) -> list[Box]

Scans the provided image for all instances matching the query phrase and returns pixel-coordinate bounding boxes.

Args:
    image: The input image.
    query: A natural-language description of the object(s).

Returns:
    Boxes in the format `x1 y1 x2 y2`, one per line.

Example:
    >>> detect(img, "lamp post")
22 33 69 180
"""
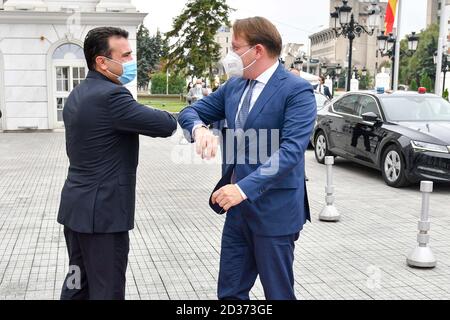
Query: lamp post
377 31 419 90
331 0 380 91
434 51 449 94
322 63 342 92
361 66 367 77
320 63 328 76
293 57 303 71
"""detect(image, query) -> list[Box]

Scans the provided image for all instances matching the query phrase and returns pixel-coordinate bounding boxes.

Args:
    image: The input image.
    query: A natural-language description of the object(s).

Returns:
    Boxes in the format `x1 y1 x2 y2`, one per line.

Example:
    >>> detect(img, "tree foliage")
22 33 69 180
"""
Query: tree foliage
399 24 439 92
165 0 234 81
137 25 168 89
150 72 186 94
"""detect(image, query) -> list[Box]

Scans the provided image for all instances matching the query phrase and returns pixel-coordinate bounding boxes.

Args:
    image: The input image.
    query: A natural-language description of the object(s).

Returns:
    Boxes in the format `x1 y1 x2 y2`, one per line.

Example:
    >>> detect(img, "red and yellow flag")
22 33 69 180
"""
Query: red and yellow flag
385 0 398 34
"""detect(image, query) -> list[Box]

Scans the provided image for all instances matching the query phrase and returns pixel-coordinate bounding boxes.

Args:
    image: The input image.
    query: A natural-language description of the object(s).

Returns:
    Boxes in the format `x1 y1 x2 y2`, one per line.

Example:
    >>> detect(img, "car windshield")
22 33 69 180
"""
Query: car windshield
380 96 450 121
315 93 328 109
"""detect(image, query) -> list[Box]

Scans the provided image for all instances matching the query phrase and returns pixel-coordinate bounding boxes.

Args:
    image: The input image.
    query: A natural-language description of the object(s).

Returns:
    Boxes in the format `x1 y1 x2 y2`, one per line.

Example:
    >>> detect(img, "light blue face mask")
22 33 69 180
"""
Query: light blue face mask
105 58 137 85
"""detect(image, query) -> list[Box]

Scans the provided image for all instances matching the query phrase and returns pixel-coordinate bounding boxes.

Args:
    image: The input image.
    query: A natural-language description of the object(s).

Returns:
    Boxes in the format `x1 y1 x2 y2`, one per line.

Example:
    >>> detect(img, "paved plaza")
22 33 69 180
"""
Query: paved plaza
0 129 449 300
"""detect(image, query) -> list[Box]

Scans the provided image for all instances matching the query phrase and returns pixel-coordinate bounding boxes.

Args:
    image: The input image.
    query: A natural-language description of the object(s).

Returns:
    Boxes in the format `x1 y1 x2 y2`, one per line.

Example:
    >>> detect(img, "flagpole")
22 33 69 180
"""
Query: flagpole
435 2 447 96
393 0 402 91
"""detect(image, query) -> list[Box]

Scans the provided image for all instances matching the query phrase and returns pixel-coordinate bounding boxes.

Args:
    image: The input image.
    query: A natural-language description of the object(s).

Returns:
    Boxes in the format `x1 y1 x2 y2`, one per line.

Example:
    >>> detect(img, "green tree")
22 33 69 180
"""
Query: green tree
150 72 186 94
420 73 432 92
165 0 234 82
443 88 449 100
358 70 373 90
399 23 439 92
409 79 418 91
137 25 168 90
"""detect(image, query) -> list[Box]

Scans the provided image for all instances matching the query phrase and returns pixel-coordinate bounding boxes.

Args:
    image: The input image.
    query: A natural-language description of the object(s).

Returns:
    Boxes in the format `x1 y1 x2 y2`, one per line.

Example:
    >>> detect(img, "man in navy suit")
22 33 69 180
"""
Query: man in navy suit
57 27 177 300
178 17 317 300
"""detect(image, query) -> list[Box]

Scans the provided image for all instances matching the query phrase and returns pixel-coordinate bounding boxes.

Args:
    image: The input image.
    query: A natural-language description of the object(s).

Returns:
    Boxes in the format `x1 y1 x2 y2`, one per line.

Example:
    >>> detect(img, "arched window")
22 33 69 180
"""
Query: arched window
52 43 85 60
52 43 86 126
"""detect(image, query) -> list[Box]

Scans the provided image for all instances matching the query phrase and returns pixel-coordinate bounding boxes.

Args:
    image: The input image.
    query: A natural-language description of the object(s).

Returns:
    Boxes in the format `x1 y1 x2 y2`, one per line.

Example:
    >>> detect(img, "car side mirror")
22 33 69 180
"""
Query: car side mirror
362 112 380 122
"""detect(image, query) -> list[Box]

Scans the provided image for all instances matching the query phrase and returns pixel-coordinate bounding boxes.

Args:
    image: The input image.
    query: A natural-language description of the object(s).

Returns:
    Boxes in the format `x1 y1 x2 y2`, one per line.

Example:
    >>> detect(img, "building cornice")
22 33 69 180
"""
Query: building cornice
0 10 148 25
309 27 334 40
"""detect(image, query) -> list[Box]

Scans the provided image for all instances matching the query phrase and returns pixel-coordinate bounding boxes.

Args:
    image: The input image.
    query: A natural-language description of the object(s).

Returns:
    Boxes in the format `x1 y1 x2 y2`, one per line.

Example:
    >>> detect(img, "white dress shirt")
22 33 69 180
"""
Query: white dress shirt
193 61 280 200
234 61 279 121
233 61 279 200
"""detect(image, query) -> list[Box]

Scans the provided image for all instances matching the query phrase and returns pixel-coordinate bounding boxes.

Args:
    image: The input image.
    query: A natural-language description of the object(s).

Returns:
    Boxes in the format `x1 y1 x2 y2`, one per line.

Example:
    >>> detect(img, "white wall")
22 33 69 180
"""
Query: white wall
0 49 5 131
0 12 144 130
0 23 55 130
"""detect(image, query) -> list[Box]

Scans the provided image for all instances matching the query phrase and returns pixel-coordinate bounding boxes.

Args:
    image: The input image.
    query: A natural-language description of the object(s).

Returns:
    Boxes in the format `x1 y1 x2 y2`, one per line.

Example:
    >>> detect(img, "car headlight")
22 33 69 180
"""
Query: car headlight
411 140 450 154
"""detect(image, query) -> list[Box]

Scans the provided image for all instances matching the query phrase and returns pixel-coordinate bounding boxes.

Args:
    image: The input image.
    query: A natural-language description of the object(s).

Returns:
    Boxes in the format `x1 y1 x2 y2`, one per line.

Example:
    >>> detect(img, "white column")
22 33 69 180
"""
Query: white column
3 0 47 11
393 0 402 91
435 3 448 95
96 0 136 13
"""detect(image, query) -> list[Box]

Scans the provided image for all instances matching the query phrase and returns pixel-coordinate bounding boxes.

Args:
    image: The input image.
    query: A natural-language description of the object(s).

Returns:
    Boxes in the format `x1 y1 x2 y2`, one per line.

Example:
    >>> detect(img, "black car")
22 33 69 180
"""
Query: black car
311 90 450 187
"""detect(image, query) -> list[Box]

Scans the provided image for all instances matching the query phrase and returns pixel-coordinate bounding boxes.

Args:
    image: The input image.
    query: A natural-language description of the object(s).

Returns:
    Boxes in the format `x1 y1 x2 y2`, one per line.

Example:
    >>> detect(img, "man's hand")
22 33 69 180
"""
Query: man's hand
211 184 245 212
194 126 218 160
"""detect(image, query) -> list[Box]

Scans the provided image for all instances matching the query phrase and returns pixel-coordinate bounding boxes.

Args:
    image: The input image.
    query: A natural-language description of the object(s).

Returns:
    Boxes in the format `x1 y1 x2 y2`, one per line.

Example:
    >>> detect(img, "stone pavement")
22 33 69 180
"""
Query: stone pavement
0 130 449 300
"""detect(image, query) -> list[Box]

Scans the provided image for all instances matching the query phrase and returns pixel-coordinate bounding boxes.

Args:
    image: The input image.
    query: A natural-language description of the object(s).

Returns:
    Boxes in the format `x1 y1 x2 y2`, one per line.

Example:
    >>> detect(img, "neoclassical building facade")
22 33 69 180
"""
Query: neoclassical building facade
0 0 146 131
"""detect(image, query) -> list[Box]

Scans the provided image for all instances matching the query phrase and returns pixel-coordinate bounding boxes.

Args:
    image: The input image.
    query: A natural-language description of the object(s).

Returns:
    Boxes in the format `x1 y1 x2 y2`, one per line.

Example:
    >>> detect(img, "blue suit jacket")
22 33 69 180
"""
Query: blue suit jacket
178 64 317 236
57 71 177 234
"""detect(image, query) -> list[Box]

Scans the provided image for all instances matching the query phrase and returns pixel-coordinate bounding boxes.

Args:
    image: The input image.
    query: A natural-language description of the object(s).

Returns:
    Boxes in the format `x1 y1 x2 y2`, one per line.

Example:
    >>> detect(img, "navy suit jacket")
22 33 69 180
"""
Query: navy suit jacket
178 64 317 236
57 71 177 234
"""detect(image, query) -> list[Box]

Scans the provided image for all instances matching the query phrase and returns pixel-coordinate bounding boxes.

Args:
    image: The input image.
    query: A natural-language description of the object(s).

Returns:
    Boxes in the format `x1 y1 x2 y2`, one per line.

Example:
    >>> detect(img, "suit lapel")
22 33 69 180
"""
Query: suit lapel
244 64 287 130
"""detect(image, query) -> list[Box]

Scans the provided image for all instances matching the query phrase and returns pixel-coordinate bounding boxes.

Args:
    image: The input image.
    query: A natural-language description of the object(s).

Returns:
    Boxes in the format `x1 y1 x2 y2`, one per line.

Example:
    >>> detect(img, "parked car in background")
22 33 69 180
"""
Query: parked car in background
311 89 450 187
314 91 330 111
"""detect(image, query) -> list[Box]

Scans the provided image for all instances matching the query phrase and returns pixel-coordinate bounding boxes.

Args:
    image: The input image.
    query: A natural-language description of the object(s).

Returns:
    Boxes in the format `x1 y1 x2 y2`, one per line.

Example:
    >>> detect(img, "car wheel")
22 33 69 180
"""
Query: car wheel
381 145 410 187
314 131 332 164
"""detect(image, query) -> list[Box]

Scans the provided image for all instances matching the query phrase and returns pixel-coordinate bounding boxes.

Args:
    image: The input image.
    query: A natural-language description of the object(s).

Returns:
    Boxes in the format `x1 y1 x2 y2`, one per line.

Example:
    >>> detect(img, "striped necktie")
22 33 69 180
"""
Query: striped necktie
235 80 257 129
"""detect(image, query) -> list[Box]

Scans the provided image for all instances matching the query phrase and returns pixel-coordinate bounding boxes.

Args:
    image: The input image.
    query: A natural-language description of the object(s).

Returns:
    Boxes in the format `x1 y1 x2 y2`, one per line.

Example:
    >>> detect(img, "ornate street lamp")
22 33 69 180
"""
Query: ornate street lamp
362 66 367 77
294 57 303 71
331 0 380 91
377 31 419 90
335 63 342 76
407 32 419 51
321 63 328 75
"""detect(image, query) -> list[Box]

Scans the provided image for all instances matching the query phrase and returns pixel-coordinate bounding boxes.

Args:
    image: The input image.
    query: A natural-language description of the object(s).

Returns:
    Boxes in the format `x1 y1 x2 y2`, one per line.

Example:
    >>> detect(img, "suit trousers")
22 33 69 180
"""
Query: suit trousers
218 211 299 300
60 226 129 300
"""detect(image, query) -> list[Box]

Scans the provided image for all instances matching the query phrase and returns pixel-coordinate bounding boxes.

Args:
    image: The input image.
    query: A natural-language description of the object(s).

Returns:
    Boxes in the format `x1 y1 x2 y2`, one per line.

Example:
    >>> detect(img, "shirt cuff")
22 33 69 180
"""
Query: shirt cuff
192 122 207 141
235 183 248 200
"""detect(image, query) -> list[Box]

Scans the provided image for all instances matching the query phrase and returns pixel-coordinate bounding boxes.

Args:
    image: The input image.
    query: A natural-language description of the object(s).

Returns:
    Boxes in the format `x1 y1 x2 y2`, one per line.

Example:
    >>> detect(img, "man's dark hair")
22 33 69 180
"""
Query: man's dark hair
319 75 325 82
83 27 129 71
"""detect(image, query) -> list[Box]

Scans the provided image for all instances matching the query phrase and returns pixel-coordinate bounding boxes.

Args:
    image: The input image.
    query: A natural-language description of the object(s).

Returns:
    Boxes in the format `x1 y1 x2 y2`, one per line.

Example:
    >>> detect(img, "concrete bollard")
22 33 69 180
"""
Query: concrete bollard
407 181 436 268
319 156 340 222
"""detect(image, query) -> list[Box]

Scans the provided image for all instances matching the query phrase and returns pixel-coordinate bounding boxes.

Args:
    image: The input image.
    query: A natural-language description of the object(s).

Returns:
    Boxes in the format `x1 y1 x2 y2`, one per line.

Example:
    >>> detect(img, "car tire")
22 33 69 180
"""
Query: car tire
314 131 332 164
381 145 410 188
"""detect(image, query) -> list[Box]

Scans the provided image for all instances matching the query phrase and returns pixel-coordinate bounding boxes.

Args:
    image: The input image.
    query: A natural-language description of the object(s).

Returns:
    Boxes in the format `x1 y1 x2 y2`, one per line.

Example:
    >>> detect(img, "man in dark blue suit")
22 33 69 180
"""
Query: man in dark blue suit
178 17 316 300
57 27 177 300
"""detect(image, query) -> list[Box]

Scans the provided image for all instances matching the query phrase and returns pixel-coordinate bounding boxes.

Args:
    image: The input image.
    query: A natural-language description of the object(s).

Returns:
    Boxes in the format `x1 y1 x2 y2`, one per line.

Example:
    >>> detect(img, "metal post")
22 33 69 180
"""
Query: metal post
347 35 354 92
407 181 436 268
166 68 169 95
393 0 402 91
443 70 447 95
319 156 340 222
435 1 447 95
391 53 395 90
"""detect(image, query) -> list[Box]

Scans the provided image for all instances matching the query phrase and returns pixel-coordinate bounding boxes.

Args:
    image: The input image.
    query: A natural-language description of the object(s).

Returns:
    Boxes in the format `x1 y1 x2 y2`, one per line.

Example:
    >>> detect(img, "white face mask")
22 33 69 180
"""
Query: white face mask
195 84 203 89
221 46 256 78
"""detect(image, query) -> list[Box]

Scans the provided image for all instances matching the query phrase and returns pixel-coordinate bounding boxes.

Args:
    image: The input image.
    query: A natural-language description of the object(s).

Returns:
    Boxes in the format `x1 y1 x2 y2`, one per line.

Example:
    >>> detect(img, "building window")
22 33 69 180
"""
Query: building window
52 43 86 126
52 43 85 60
